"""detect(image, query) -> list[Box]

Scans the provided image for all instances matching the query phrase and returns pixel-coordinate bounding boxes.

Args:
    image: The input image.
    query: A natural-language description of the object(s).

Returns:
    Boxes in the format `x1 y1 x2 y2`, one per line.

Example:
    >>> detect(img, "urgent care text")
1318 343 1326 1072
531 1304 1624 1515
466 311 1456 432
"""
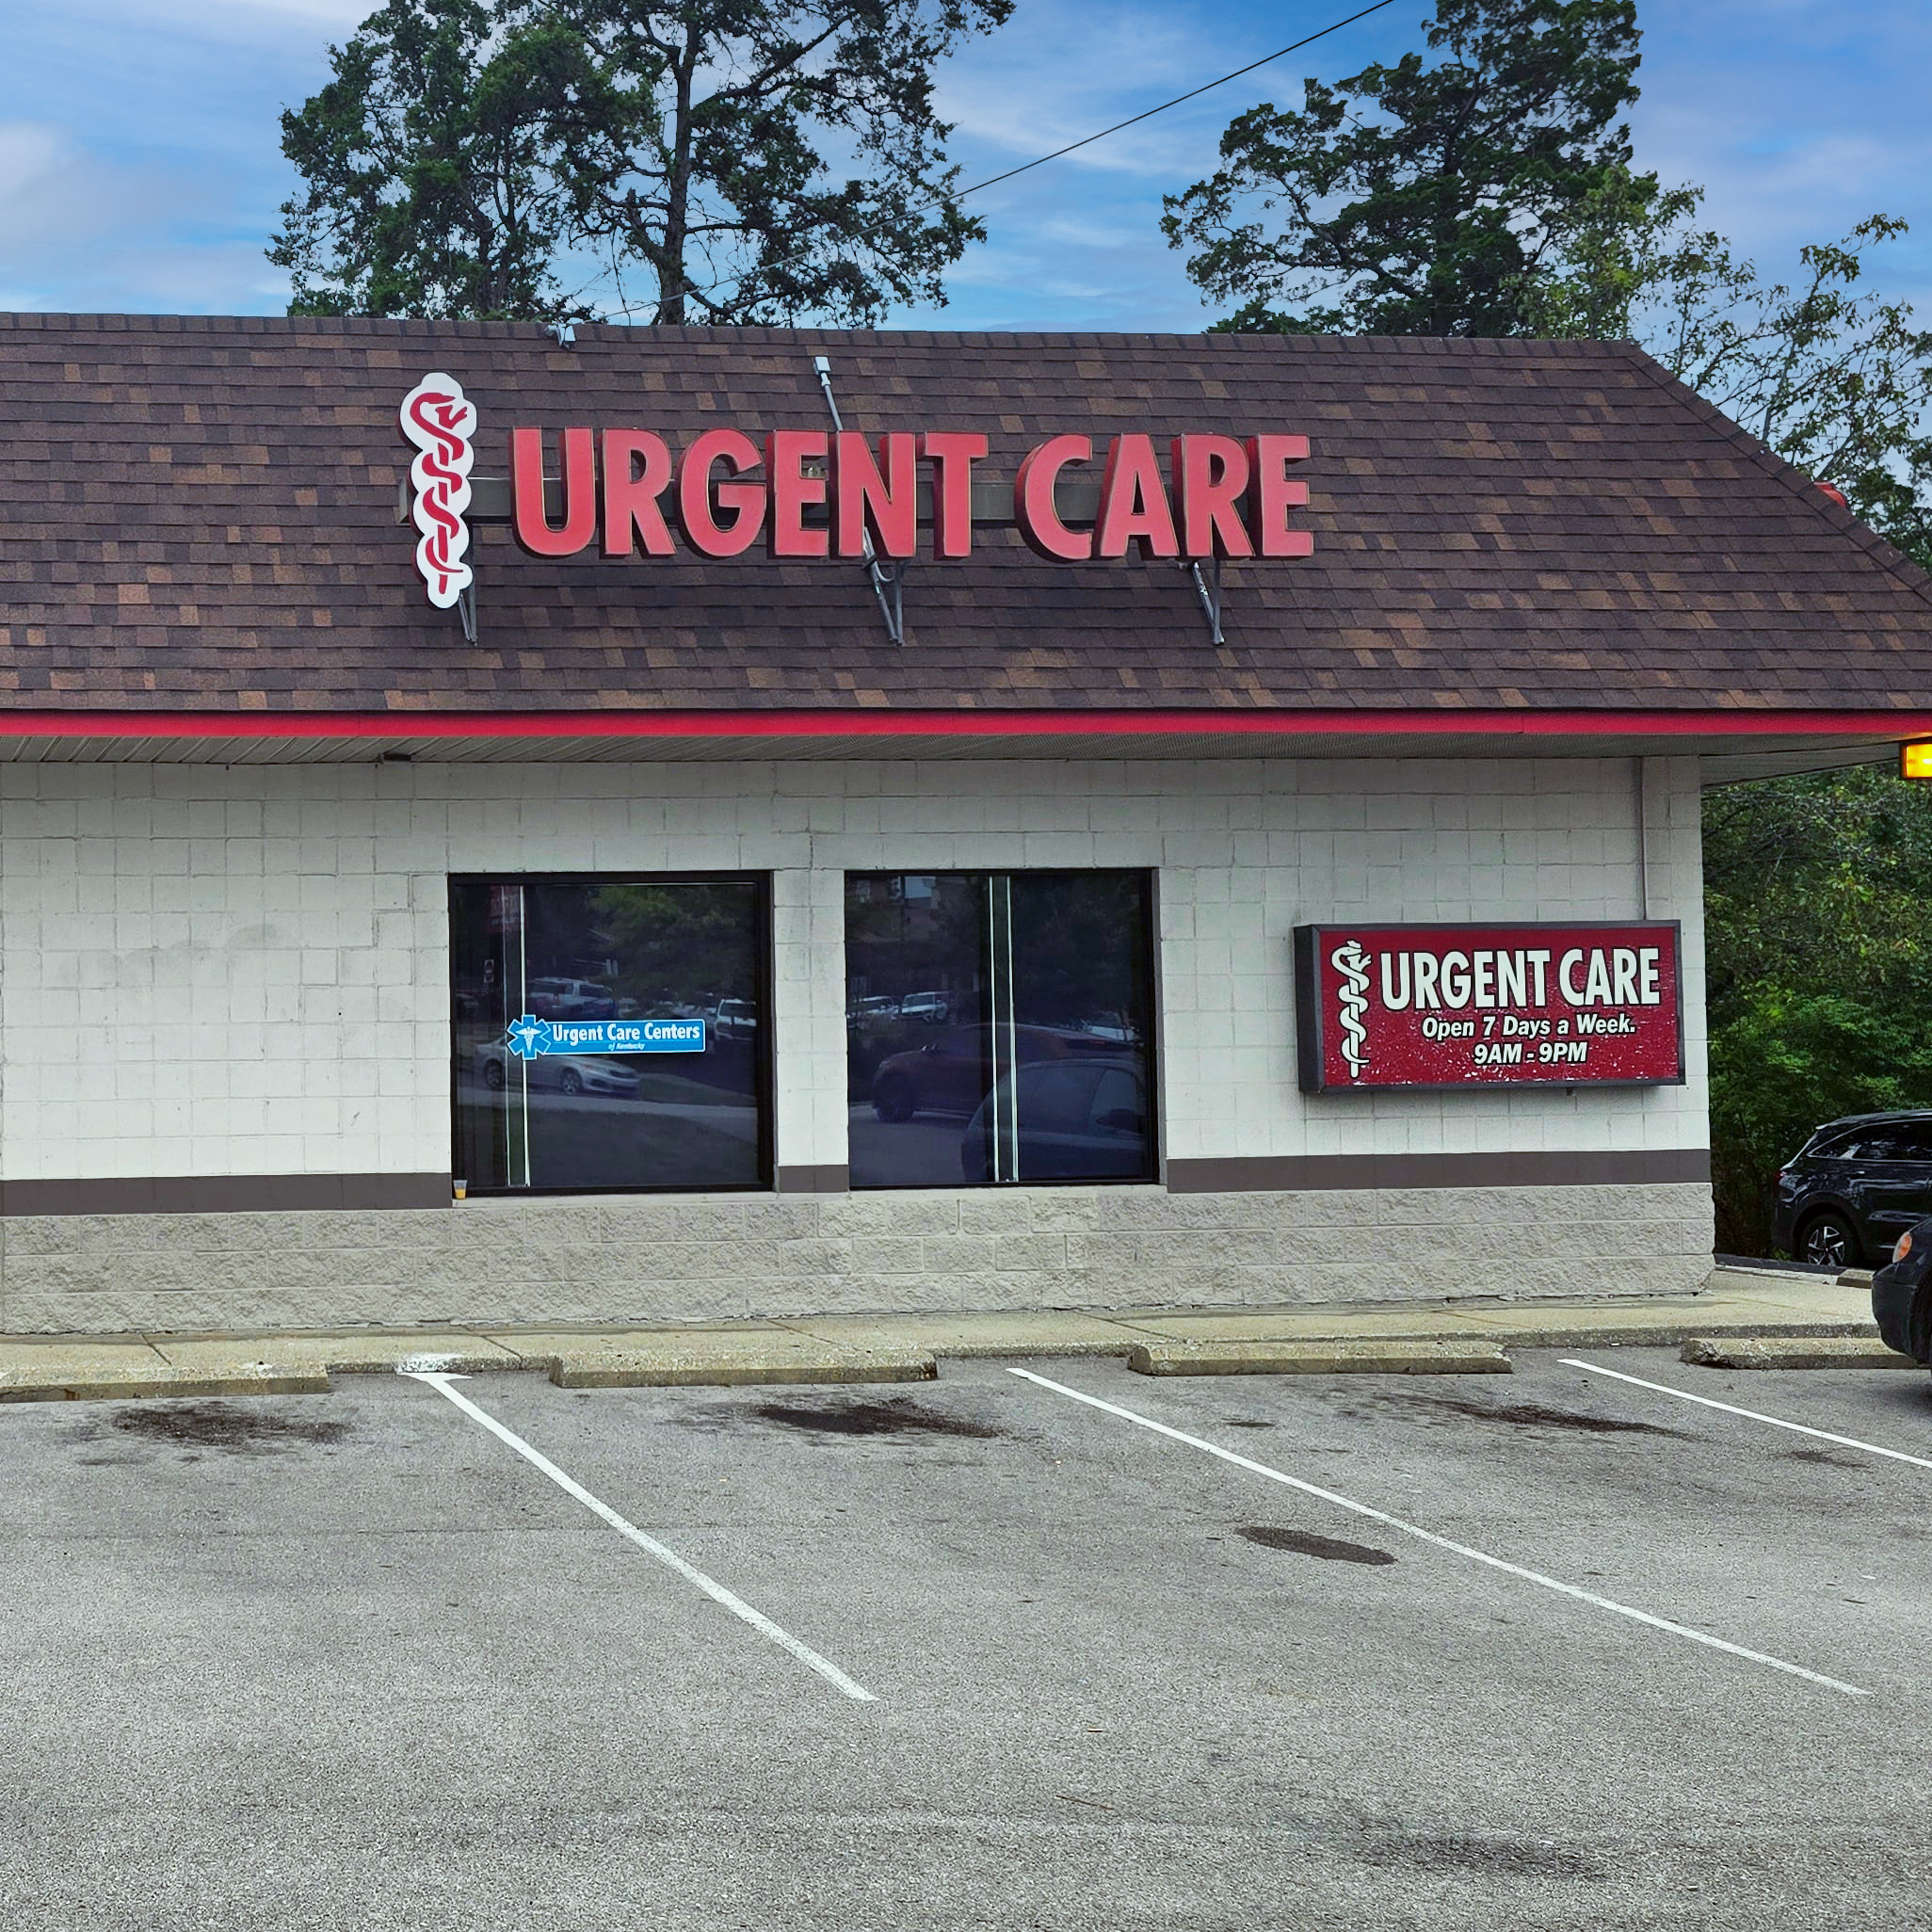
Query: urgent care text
1377 944 1667 1012
509 427 1314 563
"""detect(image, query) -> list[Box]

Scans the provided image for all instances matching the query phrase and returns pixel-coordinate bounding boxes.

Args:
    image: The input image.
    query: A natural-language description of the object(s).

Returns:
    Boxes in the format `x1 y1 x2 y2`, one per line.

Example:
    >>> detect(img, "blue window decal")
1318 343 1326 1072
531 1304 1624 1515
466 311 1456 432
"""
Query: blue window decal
507 1014 706 1057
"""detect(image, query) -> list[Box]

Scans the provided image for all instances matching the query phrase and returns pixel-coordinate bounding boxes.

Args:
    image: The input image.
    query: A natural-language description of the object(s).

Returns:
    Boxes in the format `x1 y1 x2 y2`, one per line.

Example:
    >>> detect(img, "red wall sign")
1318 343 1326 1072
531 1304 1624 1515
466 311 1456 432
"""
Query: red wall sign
508 423 1312 563
1295 922 1685 1092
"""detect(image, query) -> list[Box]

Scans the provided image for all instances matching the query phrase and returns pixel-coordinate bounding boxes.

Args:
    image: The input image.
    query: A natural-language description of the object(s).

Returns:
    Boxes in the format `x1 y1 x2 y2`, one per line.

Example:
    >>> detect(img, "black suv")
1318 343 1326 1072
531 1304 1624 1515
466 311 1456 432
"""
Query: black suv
1774 1111 1932 1268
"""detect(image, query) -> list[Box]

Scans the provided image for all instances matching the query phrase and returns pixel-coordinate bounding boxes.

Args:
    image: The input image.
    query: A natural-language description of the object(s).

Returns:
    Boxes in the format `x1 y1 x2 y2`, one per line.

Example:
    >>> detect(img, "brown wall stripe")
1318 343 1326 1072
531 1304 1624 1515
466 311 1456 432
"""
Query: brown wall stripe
1164 1150 1712 1193
0 1174 452 1216
0 1151 1706 1216
776 1165 851 1195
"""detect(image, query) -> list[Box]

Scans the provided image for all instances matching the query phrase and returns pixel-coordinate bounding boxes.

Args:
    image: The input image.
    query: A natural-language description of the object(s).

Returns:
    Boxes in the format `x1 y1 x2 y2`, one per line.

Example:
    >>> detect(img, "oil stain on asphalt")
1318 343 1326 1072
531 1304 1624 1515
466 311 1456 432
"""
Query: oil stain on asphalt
72 1401 350 1457
1359 1391 1692 1439
751 1396 1002 1441
669 1393 1004 1441
1787 1446 1870 1470
1239 1524 1397 1566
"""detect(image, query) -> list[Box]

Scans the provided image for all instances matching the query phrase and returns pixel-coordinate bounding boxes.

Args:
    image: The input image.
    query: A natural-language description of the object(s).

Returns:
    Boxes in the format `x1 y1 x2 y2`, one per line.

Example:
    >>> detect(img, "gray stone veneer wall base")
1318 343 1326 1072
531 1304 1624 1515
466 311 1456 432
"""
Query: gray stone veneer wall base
0 1183 1715 1335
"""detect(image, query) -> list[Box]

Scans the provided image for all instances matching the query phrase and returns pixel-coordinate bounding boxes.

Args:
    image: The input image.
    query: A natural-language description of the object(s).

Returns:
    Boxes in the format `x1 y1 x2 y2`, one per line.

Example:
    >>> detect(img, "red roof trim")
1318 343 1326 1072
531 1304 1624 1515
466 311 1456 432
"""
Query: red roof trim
0 706 1924 742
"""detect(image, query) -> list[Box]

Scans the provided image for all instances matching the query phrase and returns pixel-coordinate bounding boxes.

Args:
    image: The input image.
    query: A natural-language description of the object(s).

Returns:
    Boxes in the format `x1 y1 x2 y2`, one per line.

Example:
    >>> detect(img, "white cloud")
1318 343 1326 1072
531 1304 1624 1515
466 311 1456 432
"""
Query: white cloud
0 120 272 314
0 124 69 217
0 122 182 252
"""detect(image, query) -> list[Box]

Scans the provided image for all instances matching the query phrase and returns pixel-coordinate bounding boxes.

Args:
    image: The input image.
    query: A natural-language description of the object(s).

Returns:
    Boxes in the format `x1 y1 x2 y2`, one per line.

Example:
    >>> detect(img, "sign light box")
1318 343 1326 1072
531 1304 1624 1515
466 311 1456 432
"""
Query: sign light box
1294 922 1685 1092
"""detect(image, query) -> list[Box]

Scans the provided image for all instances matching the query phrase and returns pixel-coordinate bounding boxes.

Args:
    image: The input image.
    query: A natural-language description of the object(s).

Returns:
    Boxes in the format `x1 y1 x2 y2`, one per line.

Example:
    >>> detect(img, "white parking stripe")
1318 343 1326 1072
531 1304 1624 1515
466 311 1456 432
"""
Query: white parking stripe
401 1371 876 1702
1007 1365 1869 1699
1562 1357 1932 1471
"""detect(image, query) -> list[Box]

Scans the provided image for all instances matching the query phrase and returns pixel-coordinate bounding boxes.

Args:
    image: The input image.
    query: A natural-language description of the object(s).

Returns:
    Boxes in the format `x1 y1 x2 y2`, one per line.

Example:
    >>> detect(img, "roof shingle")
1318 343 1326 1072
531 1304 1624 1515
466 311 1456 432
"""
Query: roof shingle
2 314 1929 716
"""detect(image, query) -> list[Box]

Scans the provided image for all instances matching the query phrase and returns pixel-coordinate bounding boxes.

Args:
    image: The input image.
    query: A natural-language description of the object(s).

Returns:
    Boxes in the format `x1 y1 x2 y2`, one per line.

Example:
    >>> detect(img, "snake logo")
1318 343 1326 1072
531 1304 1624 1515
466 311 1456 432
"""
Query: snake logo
1329 938 1371 1078
400 373 476 609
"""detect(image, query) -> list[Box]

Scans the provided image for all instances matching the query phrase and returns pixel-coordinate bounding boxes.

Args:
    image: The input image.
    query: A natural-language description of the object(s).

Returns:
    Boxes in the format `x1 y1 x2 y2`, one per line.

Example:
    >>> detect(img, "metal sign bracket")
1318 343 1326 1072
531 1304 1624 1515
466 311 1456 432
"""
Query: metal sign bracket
1183 555 1226 646
813 354 907 646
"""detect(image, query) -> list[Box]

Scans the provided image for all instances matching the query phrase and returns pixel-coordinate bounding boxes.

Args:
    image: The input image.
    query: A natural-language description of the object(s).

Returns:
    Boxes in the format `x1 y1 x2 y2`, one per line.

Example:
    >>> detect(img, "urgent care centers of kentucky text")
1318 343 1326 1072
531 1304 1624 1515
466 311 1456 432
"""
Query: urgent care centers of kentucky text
3 314 1929 1334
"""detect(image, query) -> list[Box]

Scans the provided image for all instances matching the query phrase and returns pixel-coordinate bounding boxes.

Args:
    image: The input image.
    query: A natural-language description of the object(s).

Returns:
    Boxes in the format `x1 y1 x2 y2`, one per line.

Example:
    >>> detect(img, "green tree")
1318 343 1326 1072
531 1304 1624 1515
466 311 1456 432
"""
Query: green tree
592 883 757 1006
1661 217 1932 568
1161 0 1648 337
272 0 581 321
1513 161 1695 340
1542 195 1932 571
272 0 1012 325
1702 767 1932 1253
539 0 1010 326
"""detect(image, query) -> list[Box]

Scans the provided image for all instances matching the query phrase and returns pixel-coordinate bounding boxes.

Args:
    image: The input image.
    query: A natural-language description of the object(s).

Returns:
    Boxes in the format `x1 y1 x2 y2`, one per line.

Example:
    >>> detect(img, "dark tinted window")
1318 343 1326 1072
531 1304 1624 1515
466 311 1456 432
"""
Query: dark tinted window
451 877 768 1194
1849 1120 1932 1162
1020 1062 1105 1132
845 870 1155 1188
1090 1066 1145 1129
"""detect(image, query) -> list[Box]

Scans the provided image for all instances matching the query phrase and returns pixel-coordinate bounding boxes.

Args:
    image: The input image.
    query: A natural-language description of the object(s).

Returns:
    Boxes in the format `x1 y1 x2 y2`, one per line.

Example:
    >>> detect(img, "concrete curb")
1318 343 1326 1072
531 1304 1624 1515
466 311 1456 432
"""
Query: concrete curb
0 1267 1883 1401
0 1363 331 1403
548 1345 937 1389
1681 1335 1922 1371
1461 1315 1874 1349
1127 1339 1513 1377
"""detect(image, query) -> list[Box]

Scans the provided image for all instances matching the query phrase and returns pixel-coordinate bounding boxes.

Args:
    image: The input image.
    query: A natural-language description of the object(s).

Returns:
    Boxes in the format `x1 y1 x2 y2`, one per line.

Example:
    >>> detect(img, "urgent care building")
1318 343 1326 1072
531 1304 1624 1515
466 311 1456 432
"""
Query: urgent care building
3 314 1929 1336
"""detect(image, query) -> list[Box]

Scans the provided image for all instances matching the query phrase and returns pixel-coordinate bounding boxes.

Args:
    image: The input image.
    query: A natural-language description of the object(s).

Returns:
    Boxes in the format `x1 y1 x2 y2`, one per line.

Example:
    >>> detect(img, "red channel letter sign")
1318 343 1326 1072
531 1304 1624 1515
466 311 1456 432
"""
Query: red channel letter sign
1294 922 1685 1092
507 426 1311 562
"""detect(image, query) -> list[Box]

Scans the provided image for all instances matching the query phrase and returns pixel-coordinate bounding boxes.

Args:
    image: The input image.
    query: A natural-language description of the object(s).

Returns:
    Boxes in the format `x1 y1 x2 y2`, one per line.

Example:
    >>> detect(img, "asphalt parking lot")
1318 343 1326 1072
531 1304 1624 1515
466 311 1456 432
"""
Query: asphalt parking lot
4 1348 1929 1931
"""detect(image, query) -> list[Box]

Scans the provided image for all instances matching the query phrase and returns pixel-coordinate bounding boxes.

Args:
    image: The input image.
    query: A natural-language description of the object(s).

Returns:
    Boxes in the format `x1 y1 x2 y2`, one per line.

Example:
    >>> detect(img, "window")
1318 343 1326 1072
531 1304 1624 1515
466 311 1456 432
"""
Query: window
1845 1120 1932 1163
450 877 769 1194
845 871 1156 1188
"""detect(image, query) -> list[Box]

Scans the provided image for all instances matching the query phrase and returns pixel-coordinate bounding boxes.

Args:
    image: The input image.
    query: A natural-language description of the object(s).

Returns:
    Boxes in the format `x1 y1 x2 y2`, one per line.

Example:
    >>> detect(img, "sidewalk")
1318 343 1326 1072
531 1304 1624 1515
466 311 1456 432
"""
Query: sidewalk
0 1264 1901 1401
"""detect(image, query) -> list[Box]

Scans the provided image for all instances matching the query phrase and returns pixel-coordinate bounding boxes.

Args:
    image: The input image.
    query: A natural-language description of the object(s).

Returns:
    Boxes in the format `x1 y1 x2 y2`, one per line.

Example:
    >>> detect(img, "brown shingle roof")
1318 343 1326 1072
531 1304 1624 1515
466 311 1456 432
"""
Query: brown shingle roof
2 313 1929 717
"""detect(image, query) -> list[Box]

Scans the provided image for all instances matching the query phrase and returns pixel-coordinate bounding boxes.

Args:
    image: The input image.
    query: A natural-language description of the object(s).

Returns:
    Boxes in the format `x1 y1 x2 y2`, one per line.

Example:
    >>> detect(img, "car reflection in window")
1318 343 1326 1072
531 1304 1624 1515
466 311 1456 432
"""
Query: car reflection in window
871 1023 1116 1124
961 1058 1151 1183
472 1029 643 1101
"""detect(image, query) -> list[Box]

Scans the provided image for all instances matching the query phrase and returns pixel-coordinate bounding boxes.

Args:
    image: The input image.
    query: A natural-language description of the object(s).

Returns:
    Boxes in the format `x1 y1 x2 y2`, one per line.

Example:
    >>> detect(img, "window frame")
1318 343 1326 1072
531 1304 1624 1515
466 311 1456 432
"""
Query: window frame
448 870 775 1199
842 866 1161 1191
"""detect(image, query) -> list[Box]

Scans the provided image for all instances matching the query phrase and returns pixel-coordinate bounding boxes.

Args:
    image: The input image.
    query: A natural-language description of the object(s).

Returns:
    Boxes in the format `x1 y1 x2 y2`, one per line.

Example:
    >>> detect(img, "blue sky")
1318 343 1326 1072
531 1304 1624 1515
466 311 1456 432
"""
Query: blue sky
2 0 1927 327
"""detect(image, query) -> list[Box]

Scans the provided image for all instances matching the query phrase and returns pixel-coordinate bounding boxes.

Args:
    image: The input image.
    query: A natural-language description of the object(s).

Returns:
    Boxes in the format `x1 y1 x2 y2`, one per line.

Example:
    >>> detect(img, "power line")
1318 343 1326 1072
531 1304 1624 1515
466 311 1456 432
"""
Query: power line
625 0 1402 320
945 0 1400 206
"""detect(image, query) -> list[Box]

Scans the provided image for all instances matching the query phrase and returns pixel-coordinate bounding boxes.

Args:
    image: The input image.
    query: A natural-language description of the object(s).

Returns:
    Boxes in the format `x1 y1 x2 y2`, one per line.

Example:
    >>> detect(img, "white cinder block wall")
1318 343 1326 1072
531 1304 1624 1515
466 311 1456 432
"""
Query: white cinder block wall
0 754 1712 1332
